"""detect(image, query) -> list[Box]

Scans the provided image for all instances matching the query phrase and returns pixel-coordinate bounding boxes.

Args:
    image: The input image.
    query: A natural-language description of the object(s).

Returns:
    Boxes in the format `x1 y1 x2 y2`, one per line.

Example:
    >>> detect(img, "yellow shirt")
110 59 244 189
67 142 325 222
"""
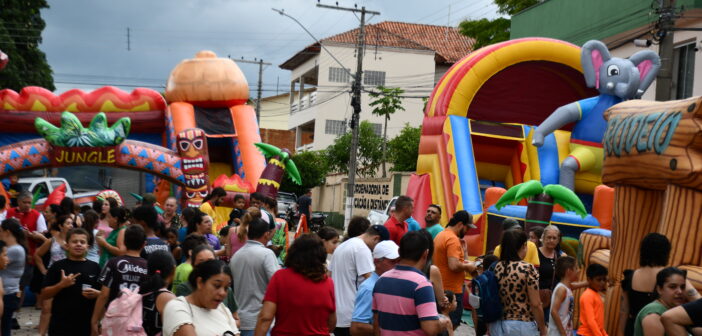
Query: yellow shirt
199 202 229 235
493 241 540 266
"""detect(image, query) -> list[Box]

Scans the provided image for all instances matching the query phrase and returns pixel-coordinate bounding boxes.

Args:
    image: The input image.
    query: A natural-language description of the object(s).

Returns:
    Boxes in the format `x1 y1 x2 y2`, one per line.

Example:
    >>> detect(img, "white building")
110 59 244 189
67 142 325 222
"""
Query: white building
280 21 474 150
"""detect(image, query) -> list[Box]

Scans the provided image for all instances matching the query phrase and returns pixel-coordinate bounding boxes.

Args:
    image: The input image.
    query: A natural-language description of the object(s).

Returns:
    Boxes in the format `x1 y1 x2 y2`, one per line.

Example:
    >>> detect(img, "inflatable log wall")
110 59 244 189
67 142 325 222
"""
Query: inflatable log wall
595 96 702 334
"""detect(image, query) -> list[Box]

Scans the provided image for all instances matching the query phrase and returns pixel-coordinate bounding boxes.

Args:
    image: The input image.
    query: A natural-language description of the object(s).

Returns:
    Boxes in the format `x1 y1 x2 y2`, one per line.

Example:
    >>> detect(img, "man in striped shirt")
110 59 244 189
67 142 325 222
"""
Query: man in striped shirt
372 231 443 336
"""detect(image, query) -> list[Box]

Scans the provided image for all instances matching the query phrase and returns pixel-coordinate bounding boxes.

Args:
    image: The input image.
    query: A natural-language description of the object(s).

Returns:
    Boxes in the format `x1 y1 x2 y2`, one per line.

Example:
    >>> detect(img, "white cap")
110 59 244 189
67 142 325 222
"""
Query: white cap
373 240 400 260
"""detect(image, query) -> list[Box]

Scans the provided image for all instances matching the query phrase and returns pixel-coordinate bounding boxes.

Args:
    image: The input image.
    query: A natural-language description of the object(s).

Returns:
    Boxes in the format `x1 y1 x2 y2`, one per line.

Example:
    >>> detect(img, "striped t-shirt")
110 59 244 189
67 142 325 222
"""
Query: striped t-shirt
372 265 439 335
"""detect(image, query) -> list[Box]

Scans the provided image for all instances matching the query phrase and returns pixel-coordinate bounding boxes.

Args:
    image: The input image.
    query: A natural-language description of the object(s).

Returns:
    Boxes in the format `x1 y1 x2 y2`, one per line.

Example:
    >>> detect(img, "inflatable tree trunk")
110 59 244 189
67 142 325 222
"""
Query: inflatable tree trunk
254 143 301 200
524 193 554 232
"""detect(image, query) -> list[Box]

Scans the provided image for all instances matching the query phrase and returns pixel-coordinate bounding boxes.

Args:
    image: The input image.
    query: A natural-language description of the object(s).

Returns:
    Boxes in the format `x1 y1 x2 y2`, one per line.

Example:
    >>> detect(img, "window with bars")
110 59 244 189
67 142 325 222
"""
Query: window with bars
371 123 382 137
328 67 350 83
673 42 696 99
325 120 347 135
363 70 386 86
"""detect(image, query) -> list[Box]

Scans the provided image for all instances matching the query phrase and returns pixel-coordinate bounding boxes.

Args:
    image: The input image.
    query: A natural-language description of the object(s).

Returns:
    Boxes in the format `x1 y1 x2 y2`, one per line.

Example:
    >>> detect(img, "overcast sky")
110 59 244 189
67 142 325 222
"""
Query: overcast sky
38 0 500 96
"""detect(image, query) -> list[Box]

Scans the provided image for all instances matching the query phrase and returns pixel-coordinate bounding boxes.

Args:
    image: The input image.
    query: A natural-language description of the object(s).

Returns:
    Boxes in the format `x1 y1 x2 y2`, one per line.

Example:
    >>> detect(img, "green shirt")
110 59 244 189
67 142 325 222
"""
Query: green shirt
426 224 444 239
171 262 193 293
99 225 126 268
633 300 668 336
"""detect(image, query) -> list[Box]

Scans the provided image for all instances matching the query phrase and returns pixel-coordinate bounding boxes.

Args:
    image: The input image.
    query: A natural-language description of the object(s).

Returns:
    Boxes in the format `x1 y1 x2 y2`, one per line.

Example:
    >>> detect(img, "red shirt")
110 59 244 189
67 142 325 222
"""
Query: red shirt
7 207 41 262
263 268 335 336
384 216 408 245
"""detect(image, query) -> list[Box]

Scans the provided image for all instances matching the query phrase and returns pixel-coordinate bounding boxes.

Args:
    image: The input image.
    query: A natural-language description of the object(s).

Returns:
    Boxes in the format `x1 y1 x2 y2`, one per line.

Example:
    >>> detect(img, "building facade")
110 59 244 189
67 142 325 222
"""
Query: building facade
280 21 473 150
511 0 702 100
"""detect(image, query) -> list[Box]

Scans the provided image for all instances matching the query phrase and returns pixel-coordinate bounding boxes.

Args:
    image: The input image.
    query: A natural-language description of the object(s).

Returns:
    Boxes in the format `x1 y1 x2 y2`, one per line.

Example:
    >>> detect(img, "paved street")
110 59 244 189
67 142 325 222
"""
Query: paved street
14 307 40 336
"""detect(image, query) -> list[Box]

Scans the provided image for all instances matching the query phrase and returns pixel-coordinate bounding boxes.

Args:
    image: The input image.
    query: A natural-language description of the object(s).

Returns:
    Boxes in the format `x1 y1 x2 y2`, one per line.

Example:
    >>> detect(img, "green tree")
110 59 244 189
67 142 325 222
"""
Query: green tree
369 86 405 178
0 0 55 91
326 120 383 178
458 0 538 49
387 124 421 172
280 150 329 196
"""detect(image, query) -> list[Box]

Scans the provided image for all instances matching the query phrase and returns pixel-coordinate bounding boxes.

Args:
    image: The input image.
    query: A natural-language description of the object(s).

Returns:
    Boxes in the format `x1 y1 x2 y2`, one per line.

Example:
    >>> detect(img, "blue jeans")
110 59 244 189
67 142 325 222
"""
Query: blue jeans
449 293 464 328
488 320 539 336
2 294 19 336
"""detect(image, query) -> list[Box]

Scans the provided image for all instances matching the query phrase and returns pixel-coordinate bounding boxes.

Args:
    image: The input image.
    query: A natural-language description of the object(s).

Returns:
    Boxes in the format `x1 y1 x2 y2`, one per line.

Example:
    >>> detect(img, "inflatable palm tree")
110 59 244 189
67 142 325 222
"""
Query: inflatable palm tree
255 143 301 200
495 180 586 231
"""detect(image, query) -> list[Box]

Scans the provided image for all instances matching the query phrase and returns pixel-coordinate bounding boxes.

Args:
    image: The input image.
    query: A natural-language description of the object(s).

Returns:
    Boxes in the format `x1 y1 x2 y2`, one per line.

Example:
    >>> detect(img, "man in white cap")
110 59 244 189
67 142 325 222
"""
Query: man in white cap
349 240 400 336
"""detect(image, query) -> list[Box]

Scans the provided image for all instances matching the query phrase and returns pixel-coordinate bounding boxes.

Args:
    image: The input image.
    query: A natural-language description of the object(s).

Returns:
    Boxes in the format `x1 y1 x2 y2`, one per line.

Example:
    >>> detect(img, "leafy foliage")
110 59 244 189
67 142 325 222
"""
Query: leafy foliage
494 0 540 15
387 124 421 172
325 121 383 178
458 0 539 49
35 112 130 147
458 18 511 50
369 86 405 177
280 150 329 196
0 0 55 91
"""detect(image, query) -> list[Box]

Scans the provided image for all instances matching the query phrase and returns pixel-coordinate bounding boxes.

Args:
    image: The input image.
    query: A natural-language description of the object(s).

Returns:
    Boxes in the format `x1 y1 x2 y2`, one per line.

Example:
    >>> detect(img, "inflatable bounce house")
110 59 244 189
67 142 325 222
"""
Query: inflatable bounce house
407 37 611 257
0 51 267 229
407 37 702 334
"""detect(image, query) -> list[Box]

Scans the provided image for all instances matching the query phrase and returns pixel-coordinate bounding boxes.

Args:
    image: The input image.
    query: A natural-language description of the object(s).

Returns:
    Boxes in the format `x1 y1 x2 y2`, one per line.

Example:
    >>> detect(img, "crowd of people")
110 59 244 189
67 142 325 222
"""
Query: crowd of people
0 186 701 336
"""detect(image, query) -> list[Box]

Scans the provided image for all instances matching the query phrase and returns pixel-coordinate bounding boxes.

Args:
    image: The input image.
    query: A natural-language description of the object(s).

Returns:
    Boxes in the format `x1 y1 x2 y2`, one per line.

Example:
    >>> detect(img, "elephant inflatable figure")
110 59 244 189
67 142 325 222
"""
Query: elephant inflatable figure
532 40 661 190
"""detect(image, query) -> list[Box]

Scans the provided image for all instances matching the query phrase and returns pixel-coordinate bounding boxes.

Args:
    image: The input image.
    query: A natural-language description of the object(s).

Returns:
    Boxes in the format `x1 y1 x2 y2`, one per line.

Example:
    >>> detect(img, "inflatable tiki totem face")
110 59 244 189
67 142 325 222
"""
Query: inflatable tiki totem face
177 128 209 207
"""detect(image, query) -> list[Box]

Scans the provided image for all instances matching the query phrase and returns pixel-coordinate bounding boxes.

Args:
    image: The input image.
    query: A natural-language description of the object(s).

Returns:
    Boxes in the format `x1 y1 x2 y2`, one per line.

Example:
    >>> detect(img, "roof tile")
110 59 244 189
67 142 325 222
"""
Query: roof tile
280 21 474 69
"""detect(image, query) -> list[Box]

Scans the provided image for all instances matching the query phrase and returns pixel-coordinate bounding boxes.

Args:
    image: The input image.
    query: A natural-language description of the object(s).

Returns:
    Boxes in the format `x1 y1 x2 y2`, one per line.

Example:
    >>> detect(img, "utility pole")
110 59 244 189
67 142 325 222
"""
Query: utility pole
317 3 380 230
126 27 131 51
655 0 675 101
234 57 272 123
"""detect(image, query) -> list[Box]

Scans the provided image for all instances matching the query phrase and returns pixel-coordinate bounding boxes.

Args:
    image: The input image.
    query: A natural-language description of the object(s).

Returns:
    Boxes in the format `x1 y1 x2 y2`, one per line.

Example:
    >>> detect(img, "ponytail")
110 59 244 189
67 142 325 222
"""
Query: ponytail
1 218 27 252
238 207 261 241
139 250 175 294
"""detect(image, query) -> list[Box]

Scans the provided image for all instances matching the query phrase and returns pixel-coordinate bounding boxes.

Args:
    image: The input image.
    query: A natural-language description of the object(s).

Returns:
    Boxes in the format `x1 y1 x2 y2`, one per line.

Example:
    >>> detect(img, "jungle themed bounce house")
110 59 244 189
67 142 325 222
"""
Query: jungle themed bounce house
406 37 702 333
0 51 299 234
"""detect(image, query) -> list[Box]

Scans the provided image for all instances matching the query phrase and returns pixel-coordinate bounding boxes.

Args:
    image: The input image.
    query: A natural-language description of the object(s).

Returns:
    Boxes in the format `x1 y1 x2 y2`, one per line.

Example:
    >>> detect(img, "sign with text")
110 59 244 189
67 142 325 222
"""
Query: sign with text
602 96 702 190
50 146 117 165
352 181 392 215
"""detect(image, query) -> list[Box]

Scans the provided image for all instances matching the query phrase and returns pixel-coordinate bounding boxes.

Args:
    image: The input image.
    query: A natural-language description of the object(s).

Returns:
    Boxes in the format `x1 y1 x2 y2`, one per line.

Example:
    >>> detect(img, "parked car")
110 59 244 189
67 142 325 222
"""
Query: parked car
367 196 398 226
17 177 101 210
276 192 297 218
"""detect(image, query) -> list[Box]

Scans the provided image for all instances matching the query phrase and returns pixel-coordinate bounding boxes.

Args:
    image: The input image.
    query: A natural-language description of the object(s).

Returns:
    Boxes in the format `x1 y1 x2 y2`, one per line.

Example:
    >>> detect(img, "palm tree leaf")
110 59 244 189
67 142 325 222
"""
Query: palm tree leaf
284 159 302 185
543 184 587 218
496 181 525 209
254 143 282 158
514 180 544 202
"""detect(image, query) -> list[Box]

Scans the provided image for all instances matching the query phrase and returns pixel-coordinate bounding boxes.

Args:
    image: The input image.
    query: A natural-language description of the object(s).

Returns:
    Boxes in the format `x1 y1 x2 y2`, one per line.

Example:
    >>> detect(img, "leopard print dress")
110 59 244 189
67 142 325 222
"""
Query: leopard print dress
493 260 540 322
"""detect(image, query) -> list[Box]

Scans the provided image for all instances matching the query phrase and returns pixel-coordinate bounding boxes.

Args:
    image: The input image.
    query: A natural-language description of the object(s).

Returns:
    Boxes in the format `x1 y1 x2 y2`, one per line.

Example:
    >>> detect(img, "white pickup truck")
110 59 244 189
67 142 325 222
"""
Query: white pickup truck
367 196 399 226
17 177 101 210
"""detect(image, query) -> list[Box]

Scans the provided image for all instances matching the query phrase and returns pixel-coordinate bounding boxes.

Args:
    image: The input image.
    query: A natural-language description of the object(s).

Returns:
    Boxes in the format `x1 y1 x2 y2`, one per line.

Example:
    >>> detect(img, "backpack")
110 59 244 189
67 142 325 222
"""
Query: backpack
471 263 503 323
101 287 147 336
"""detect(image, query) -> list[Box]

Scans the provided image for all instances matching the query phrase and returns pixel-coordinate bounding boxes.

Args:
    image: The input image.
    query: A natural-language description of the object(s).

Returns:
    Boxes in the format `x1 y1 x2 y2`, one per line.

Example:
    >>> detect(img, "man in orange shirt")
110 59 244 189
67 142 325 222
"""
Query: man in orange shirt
578 263 609 336
433 210 477 330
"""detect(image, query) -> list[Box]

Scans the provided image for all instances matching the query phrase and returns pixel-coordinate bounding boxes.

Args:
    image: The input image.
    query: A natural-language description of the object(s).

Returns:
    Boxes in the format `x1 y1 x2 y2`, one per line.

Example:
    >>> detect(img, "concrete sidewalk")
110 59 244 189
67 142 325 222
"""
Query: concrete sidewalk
13 307 40 336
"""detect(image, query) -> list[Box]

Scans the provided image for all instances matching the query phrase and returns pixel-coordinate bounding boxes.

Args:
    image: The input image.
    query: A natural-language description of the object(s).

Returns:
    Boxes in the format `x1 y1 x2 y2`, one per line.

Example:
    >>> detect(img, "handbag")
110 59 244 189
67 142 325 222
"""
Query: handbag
539 251 559 309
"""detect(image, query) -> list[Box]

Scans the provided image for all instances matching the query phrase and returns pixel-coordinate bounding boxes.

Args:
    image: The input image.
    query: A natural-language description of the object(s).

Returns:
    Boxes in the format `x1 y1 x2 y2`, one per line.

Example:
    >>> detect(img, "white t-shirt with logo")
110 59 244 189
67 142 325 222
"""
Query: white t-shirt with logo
162 296 239 336
330 237 375 328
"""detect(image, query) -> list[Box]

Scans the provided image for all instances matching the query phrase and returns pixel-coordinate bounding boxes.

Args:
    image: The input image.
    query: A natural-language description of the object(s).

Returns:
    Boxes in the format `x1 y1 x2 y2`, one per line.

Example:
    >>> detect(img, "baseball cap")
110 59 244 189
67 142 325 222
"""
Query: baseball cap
370 224 390 242
501 218 522 231
373 240 400 259
449 210 478 229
